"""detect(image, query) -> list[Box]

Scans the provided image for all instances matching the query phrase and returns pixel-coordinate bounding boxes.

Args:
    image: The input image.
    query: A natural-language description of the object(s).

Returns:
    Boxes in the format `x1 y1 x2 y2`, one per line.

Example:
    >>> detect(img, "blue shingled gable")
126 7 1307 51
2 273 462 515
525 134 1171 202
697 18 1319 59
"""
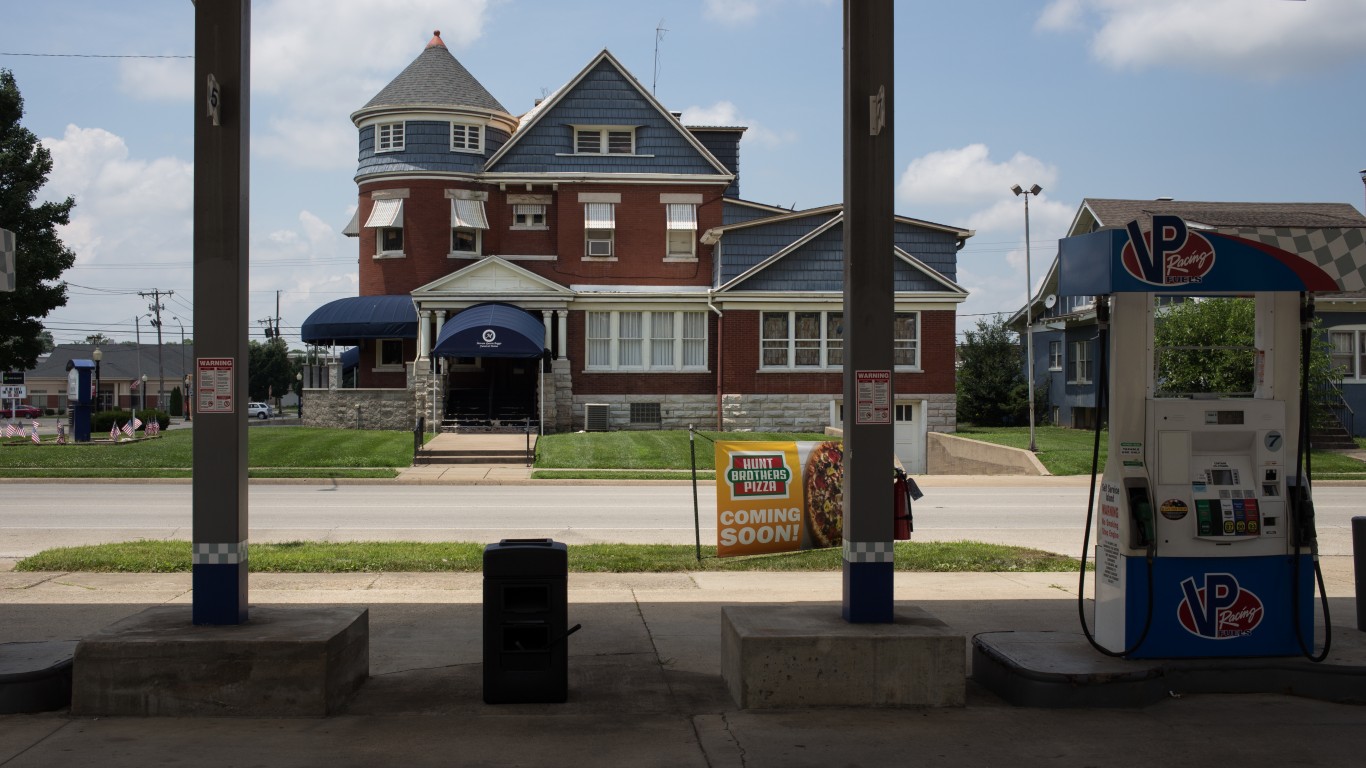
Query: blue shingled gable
488 56 730 178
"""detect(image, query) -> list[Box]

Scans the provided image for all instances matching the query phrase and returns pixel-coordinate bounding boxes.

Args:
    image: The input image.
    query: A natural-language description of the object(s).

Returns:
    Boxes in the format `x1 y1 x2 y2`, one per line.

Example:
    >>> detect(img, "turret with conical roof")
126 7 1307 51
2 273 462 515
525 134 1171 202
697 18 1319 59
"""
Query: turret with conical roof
351 31 517 181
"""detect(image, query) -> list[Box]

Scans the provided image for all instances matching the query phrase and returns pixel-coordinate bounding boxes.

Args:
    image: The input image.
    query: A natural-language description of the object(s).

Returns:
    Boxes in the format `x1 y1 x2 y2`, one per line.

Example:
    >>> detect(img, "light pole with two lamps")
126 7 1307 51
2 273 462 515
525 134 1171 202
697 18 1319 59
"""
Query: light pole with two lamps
296 371 303 422
140 374 147 416
1011 183 1043 453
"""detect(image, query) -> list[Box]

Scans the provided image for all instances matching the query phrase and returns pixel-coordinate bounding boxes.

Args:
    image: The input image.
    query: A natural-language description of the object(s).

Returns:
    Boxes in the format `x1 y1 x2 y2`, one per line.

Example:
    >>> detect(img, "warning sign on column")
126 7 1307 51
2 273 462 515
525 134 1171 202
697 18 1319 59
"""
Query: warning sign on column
854 369 891 424
197 358 234 414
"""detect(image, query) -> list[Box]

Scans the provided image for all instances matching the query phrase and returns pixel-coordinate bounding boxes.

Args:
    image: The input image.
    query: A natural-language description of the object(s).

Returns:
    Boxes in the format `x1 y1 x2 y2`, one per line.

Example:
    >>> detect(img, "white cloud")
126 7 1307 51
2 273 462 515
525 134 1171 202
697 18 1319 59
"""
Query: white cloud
897 144 1058 206
681 101 796 147
1037 0 1366 79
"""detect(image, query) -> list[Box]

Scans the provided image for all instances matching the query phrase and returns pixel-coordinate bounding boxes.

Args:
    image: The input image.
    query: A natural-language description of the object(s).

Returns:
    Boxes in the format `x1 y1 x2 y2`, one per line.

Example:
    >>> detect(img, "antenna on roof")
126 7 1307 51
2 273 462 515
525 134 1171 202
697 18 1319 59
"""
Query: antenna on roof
653 19 668 95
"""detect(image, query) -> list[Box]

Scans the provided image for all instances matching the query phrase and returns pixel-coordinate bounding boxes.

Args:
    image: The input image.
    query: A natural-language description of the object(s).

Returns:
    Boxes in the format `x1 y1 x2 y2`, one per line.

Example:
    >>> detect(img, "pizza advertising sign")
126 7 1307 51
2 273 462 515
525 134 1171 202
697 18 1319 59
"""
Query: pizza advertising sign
714 440 844 558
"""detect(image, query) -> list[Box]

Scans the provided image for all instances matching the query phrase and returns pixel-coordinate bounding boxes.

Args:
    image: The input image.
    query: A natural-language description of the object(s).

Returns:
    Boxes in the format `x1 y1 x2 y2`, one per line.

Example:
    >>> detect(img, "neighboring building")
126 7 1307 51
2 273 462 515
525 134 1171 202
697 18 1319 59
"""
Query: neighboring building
301 32 971 471
24 343 195 414
1011 198 1366 435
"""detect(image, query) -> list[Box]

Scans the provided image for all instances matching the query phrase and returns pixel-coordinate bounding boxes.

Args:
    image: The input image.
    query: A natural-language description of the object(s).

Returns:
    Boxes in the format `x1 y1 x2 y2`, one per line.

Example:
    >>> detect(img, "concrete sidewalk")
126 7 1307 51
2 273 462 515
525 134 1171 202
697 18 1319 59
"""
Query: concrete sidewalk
4 560 1366 766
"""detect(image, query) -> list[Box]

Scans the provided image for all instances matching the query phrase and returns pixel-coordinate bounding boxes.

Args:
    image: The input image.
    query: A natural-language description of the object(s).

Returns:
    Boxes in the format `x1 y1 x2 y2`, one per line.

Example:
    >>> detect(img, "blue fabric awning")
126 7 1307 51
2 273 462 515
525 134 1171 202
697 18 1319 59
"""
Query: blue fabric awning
300 296 417 345
432 303 546 358
340 346 360 371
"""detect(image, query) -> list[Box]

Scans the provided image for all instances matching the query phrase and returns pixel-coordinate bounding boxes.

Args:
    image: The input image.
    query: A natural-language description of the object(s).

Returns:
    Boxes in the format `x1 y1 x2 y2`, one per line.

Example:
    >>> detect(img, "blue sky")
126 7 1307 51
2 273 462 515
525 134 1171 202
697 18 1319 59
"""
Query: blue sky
4 0 1365 348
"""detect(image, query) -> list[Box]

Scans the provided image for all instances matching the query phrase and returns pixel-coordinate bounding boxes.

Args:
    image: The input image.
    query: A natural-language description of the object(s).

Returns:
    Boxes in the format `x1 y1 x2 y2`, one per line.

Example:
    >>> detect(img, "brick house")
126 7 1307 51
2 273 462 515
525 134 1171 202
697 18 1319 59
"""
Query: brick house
301 32 970 471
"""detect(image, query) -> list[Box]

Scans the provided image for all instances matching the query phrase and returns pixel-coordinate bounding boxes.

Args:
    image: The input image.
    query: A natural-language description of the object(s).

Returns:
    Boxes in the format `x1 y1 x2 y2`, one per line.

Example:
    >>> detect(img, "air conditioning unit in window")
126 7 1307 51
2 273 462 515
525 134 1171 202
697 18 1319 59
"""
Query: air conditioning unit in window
587 238 613 257
584 403 611 432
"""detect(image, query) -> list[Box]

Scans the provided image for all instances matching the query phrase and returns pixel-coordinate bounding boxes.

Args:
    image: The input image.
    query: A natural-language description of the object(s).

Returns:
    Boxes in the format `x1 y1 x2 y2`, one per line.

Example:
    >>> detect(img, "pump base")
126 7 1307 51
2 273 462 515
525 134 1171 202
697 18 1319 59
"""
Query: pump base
973 630 1366 708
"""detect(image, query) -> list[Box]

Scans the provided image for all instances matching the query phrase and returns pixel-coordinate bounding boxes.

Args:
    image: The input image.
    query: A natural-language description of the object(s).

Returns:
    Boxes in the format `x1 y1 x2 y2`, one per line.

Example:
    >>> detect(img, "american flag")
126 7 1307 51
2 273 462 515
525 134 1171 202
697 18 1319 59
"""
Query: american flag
3 423 14 438
55 427 66 446
146 420 160 437
31 419 40 433
121 421 134 438
110 422 118 441
132 416 143 431
30 429 39 445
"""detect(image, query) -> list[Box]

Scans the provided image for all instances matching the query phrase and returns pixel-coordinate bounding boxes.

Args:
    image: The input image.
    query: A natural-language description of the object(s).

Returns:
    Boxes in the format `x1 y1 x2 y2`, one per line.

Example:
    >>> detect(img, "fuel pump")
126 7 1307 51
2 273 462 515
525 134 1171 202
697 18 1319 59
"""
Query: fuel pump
1059 215 1364 660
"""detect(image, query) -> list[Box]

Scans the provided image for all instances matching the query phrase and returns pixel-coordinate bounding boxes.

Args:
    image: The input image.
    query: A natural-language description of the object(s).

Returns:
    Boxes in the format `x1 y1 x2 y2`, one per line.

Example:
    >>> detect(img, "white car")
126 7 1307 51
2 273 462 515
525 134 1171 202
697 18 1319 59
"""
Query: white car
246 402 273 419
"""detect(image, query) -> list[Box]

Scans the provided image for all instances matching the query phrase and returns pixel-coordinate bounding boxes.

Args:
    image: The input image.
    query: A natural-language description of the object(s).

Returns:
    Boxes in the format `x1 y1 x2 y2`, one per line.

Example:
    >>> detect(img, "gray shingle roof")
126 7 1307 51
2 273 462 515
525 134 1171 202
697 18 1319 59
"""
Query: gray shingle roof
359 32 507 115
1084 198 1366 229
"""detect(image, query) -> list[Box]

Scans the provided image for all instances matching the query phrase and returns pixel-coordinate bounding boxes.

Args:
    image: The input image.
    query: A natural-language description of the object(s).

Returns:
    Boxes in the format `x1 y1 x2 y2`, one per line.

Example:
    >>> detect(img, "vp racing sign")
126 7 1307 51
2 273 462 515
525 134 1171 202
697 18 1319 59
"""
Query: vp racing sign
1177 573 1264 640
1121 215 1215 286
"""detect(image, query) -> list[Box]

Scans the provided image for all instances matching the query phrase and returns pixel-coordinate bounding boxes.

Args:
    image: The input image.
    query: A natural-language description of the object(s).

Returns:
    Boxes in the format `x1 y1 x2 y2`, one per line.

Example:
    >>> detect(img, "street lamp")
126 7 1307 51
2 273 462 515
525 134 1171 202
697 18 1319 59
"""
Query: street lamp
185 374 192 422
1012 183 1043 453
140 374 147 415
172 316 187 417
1359 169 1365 209
296 371 304 422
92 347 102 412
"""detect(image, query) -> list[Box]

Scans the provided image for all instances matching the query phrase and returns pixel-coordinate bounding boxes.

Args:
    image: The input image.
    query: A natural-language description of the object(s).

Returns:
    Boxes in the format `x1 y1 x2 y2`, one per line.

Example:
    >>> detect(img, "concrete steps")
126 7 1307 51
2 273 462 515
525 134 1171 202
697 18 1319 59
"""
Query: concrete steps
416 433 536 466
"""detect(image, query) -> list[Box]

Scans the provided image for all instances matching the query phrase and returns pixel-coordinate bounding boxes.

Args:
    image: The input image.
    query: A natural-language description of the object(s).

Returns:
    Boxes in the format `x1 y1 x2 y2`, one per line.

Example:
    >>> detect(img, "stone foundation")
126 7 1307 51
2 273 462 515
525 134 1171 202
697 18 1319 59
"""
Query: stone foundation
301 388 416 431
569 392 957 433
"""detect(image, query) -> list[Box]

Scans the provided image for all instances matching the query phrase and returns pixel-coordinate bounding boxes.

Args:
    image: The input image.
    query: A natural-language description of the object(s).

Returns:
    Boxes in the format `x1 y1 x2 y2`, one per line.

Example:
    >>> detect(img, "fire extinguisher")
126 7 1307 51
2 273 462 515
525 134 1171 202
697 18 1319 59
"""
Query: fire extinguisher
893 468 922 541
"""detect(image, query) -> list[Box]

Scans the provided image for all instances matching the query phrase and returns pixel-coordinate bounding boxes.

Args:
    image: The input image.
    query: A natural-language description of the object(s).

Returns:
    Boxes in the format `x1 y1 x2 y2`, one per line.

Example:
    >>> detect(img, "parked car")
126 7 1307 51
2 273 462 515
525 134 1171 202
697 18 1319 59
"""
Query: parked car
0 404 42 419
246 402 273 420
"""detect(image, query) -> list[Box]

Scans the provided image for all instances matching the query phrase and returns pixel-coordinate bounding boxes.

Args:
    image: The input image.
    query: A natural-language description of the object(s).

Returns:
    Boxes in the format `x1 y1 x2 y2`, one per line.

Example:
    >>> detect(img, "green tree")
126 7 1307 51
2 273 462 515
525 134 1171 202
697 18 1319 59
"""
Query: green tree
83 333 115 345
1154 297 1340 423
248 337 294 402
957 315 1030 427
36 329 54 353
0 70 76 371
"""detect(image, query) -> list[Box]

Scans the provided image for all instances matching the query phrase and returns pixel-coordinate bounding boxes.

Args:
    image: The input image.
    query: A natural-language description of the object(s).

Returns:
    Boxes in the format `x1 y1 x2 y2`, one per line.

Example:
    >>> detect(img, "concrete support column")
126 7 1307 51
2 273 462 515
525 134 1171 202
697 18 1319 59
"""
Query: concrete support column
434 310 447 374
542 311 553 354
557 310 569 361
418 310 431 359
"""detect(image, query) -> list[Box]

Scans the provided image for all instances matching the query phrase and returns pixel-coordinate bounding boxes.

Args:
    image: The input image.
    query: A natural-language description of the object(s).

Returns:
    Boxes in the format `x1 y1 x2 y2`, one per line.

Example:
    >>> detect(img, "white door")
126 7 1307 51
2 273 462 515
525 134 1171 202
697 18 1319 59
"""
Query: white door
893 400 925 474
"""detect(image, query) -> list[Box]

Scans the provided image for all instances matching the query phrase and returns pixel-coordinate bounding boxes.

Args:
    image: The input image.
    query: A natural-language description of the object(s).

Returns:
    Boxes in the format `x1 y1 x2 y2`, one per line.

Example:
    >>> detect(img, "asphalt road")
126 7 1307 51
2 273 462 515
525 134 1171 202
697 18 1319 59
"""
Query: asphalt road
1 481 1362 560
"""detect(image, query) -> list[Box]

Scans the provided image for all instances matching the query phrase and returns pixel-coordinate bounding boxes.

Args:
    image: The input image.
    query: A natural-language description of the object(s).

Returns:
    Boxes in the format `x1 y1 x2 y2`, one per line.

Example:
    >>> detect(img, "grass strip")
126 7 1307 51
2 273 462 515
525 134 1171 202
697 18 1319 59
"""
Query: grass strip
535 430 832 470
530 470 716 481
16 540 1083 574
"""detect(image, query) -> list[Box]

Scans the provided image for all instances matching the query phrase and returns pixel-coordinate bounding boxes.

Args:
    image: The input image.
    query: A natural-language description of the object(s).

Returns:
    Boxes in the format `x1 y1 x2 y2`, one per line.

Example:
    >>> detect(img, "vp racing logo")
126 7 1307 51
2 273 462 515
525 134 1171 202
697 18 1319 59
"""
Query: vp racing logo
1177 573 1264 640
1121 215 1216 286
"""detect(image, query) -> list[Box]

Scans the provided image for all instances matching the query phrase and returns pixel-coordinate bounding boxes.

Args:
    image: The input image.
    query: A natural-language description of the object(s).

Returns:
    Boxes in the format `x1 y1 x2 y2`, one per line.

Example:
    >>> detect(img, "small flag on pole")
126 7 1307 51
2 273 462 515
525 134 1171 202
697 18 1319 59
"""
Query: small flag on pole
110 422 118 441
3 423 14 438
122 421 134 437
30 429 40 445
31 419 40 433
146 420 160 437
56 425 66 445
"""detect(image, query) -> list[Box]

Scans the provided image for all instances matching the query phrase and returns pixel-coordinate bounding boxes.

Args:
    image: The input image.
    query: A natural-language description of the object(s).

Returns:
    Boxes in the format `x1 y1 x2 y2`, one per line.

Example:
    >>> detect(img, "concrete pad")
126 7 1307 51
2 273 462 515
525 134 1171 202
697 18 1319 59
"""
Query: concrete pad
71 605 369 716
721 602 966 709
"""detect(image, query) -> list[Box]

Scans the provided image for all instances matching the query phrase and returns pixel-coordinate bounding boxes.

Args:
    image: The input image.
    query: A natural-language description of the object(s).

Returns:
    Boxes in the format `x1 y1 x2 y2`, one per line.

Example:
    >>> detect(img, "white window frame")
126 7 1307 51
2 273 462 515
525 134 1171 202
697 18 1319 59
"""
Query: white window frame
1329 327 1366 382
760 310 919 370
450 122 483 153
665 203 697 260
1069 340 1093 384
574 126 636 155
376 121 405 153
583 310 709 372
1048 340 1063 371
366 198 405 258
512 204 547 230
375 339 404 371
584 203 616 259
451 227 481 257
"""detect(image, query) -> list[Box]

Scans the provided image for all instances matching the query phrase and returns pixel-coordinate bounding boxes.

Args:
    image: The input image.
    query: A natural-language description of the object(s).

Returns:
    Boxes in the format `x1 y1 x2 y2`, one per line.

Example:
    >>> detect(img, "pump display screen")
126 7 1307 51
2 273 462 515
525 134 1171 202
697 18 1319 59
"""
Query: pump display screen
1204 410 1244 425
1209 468 1235 486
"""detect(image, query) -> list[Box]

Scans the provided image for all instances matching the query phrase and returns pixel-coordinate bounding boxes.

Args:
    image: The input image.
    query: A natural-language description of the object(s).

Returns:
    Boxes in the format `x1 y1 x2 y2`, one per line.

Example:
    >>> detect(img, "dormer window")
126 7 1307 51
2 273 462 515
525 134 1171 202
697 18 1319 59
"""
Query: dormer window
451 122 483 153
575 127 635 155
376 122 405 153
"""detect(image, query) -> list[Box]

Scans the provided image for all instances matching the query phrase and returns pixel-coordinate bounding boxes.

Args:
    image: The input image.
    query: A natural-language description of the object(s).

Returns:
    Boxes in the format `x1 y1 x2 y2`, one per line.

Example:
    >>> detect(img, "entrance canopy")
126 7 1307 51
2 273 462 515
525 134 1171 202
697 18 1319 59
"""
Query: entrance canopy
432 303 546 358
300 295 417 345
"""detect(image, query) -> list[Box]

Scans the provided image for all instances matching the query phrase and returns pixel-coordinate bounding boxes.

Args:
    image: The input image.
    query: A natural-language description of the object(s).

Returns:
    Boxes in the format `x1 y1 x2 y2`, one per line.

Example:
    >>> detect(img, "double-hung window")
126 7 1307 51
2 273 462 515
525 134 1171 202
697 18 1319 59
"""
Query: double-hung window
1070 340 1093 384
365 198 404 256
450 122 482 152
665 204 697 259
450 199 488 257
761 311 918 369
1048 340 1063 370
575 127 635 155
376 339 404 369
585 311 709 371
584 203 615 258
376 122 405 152
1330 328 1366 381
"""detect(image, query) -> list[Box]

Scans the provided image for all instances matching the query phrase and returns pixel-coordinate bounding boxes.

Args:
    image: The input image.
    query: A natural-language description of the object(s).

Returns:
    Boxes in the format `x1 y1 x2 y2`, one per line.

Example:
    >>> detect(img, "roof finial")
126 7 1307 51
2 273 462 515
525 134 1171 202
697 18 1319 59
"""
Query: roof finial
427 30 445 49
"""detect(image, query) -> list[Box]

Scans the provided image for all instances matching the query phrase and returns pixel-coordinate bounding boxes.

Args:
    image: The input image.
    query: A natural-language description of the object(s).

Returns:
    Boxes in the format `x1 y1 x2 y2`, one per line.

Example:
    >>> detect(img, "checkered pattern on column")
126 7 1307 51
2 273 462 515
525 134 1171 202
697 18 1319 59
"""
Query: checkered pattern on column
843 540 894 563
193 541 248 565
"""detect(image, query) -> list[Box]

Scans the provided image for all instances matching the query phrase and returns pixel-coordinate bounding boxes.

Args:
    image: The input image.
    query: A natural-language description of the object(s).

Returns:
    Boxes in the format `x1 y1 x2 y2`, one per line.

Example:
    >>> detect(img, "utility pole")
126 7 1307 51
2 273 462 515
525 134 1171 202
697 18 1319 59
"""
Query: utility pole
141 289 173 411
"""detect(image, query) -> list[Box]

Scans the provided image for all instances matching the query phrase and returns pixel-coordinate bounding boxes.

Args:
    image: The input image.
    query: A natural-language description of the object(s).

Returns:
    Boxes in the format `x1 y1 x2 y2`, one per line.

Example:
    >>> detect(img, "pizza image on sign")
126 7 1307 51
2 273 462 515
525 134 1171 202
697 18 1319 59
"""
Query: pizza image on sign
803 441 844 548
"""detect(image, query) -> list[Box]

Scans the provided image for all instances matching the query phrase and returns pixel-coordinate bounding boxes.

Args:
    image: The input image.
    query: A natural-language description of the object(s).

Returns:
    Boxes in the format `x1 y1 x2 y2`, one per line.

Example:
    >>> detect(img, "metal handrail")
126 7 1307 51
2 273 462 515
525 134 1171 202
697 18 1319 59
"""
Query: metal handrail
1323 380 1355 437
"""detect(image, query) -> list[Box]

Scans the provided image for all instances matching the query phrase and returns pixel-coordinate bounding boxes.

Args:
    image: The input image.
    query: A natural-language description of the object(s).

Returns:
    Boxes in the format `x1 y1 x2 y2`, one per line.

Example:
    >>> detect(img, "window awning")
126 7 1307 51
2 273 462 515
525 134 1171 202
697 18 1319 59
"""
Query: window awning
300 295 417 345
666 203 697 230
431 303 546 359
513 204 543 215
365 199 403 228
342 209 360 237
585 203 615 229
452 199 489 229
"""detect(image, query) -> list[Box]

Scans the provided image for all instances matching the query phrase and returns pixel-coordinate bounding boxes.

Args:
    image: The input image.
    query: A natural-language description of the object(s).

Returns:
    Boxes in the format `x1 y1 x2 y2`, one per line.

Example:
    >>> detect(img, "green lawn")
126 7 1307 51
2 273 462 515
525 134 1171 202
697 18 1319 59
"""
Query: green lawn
956 425 1366 478
0 427 422 475
535 430 832 470
16 539 1081 574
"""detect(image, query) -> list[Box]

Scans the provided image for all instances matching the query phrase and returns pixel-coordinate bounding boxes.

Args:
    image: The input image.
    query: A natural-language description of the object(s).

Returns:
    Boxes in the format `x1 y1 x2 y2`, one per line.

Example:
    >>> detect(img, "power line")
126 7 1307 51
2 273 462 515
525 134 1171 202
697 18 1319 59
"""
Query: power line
0 52 191 59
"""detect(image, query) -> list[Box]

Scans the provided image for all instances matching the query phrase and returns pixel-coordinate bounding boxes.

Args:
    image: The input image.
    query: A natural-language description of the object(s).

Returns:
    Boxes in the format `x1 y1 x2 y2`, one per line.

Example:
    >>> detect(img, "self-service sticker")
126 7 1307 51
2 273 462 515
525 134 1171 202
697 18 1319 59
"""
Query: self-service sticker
1160 499 1189 521
1120 441 1143 467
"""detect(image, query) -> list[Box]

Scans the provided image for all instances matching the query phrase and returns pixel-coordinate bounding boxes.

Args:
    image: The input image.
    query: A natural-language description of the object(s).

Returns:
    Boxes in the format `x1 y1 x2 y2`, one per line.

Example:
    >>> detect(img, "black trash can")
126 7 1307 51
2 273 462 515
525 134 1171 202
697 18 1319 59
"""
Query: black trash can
483 538 571 704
